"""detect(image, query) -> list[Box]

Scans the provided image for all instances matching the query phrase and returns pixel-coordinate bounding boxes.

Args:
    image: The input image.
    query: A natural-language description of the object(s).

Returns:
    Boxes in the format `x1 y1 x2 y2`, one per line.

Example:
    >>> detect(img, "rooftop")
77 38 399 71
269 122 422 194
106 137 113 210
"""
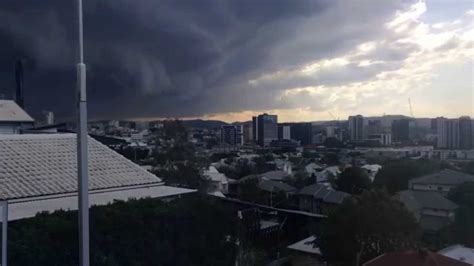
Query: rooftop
438 245 474 265
299 184 350 204
410 169 474 186
398 190 458 212
258 179 296 193
0 133 162 200
0 100 34 122
363 250 470 266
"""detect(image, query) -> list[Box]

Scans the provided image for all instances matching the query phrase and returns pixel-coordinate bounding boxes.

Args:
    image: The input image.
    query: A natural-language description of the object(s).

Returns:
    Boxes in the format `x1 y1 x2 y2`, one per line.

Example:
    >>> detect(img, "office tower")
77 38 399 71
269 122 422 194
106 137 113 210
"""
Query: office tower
220 125 243 146
278 124 291 140
392 119 410 143
459 116 472 149
348 115 364 140
255 113 278 146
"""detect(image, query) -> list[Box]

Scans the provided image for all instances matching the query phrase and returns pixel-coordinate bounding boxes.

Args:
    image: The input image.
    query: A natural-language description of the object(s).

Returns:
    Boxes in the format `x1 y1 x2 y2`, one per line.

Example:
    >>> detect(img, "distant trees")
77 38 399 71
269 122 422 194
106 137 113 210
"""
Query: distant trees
373 159 450 194
319 189 421 265
335 167 372 195
448 182 474 247
152 119 209 188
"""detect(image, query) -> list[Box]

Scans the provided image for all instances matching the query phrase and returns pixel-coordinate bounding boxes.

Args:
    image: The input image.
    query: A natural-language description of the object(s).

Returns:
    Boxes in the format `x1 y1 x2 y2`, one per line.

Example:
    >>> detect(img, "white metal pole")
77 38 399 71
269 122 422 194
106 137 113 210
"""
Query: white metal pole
2 201 7 266
76 0 89 265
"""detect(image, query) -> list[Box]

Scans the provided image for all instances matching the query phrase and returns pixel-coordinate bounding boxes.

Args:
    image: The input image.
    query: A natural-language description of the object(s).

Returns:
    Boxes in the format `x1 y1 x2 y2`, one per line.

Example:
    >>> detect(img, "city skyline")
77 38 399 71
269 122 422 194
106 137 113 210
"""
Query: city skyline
0 0 472 122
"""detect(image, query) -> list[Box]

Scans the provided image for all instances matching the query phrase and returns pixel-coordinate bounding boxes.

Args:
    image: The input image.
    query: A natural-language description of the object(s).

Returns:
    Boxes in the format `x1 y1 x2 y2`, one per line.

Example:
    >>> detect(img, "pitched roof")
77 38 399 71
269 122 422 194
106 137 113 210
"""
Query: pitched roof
259 170 289 181
363 250 470 266
420 215 452 231
0 100 34 122
398 190 458 212
299 184 350 204
439 245 474 265
258 179 296 193
0 134 162 200
410 169 474 186
287 235 321 255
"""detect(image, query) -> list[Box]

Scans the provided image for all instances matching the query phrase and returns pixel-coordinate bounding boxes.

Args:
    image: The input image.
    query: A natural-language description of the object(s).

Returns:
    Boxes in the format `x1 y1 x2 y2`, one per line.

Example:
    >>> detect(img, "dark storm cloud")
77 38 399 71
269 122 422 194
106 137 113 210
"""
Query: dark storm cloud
0 0 408 120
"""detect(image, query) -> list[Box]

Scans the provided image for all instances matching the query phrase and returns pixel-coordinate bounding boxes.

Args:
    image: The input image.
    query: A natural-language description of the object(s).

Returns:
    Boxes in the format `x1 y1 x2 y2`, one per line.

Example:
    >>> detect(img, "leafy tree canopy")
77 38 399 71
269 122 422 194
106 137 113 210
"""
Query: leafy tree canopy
9 196 238 266
335 166 372 195
373 159 450 194
319 189 421 265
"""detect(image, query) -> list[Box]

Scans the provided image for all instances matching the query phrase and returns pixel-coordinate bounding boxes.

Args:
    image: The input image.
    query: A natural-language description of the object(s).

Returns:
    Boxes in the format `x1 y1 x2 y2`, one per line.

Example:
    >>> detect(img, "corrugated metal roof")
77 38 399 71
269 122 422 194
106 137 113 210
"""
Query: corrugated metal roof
0 134 162 200
7 185 195 221
398 190 458 211
0 100 34 122
258 179 296 193
299 184 350 204
410 169 474 186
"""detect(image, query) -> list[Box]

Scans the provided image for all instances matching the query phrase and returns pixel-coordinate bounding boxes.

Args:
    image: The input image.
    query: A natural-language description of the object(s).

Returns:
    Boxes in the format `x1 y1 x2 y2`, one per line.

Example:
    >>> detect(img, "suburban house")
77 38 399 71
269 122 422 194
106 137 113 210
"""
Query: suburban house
408 169 474 195
299 184 350 215
304 162 324 177
0 133 195 221
0 100 34 134
361 164 382 182
363 250 470 266
397 190 458 231
438 245 474 265
314 166 341 183
203 165 229 195
259 170 291 181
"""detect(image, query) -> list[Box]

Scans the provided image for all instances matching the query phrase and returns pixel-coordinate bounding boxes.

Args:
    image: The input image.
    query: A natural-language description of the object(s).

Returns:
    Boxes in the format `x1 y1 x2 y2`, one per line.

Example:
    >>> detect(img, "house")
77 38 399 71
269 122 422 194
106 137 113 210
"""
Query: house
314 166 341 183
304 162 325 177
409 169 474 195
258 179 297 206
259 170 291 181
299 184 350 215
361 164 382 182
0 100 34 134
397 190 458 231
438 245 474 265
363 250 470 266
0 133 195 221
203 166 229 194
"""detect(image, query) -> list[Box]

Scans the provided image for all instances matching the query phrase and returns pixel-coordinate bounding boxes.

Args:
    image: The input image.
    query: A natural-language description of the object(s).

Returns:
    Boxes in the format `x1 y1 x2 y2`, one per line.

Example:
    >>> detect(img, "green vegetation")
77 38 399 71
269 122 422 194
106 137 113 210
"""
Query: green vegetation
373 158 450 194
335 166 372 195
449 182 474 247
319 189 421 265
9 196 238 266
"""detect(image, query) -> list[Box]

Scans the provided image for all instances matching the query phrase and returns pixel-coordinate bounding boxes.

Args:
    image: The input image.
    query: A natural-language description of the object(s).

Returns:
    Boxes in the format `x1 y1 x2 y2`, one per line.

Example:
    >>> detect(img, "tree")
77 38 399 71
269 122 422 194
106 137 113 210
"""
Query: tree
9 196 238 266
373 158 449 194
319 189 421 265
449 182 474 247
335 167 372 195
284 171 313 190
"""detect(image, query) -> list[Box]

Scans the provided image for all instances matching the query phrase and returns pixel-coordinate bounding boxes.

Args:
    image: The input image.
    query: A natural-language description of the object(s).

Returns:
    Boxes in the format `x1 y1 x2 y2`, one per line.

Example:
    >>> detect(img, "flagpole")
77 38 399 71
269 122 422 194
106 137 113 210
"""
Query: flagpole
76 0 89 265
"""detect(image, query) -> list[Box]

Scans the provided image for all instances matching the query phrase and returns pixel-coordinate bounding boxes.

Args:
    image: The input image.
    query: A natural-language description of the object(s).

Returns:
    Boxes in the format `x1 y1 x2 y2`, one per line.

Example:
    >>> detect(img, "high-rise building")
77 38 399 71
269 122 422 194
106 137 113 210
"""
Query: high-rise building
252 116 258 142
291 123 313 145
459 116 472 150
367 120 383 135
436 117 460 149
243 123 252 145
220 125 243 146
253 114 278 146
392 119 410 143
278 124 291 140
348 115 364 141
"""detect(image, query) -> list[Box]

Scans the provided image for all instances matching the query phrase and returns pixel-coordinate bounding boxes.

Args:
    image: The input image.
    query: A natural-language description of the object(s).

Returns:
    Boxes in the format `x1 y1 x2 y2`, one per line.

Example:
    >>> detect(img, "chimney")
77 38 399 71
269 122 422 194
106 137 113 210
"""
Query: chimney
15 60 25 108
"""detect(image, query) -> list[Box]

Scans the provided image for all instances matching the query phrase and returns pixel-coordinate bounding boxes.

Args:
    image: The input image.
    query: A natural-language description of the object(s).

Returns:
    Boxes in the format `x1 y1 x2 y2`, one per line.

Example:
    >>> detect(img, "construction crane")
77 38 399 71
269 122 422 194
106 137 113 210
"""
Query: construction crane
327 111 339 121
408 98 414 118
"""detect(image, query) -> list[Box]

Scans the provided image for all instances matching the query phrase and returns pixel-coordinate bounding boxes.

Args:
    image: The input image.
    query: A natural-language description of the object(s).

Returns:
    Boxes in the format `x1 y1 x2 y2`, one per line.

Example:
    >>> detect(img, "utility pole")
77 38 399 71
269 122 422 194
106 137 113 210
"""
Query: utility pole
76 0 89 265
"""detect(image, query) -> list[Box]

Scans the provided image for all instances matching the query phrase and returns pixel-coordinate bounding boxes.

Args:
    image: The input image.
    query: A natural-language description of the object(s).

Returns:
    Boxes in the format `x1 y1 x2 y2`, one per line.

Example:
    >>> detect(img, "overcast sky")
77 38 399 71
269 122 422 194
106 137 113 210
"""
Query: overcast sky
0 0 472 122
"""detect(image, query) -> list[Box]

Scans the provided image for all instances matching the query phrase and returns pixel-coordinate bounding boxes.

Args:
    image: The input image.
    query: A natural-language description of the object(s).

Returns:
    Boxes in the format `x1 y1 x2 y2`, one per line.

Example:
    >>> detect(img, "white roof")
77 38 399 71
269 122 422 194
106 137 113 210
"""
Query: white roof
287 235 321 255
0 134 162 200
6 185 195 221
0 100 34 122
439 245 474 265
